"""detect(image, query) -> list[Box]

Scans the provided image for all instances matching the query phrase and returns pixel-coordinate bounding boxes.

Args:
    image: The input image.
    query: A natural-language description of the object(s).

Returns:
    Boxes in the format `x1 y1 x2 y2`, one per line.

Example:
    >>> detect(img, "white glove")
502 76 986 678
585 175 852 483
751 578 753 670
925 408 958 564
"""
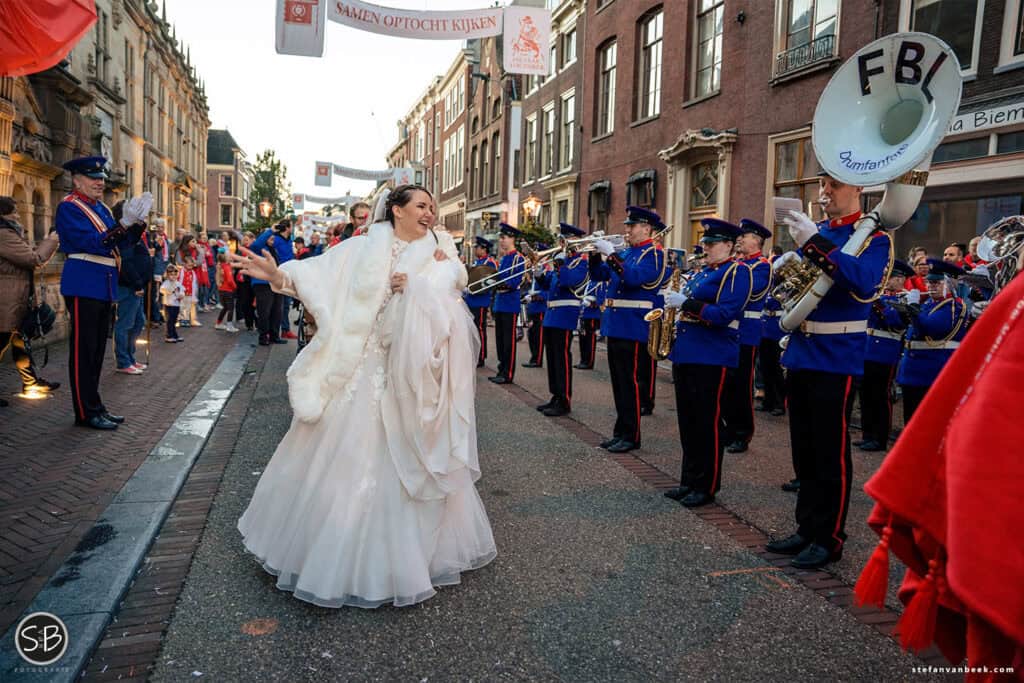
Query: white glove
783 210 818 246
663 290 688 309
581 295 596 306
121 192 154 227
593 239 615 256
771 251 802 272
905 288 921 305
483 277 496 288
533 263 544 276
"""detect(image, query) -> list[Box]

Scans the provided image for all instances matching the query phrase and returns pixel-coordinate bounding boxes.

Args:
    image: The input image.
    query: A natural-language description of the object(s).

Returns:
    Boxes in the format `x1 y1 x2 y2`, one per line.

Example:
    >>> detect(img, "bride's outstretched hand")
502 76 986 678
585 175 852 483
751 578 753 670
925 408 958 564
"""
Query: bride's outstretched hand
229 247 283 287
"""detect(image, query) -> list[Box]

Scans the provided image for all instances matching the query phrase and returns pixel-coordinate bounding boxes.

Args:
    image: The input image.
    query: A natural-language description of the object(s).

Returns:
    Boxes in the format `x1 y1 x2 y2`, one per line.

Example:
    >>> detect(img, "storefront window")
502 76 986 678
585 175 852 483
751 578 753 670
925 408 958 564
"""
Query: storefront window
933 137 989 163
895 194 1023 258
997 131 1024 155
773 136 824 250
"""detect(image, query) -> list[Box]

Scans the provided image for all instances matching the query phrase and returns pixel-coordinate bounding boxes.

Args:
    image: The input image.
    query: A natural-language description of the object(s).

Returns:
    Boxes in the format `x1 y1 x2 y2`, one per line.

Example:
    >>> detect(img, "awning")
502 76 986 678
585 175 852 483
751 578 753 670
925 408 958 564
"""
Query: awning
628 169 656 184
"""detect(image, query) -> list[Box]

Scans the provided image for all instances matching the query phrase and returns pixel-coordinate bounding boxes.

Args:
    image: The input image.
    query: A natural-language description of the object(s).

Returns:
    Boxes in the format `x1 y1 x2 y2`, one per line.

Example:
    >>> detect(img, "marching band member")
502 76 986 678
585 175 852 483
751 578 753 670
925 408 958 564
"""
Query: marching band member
765 170 892 570
855 259 914 452
896 258 968 424
576 280 606 369
522 243 549 369
662 219 751 508
588 206 668 454
722 219 772 454
464 236 498 368
489 223 527 385
535 223 588 417
757 293 787 418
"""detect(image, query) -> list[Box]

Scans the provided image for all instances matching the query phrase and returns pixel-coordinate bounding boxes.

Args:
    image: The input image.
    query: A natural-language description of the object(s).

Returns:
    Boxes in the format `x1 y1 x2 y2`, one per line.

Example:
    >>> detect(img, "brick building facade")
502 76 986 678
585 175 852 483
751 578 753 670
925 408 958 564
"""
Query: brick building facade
205 129 253 233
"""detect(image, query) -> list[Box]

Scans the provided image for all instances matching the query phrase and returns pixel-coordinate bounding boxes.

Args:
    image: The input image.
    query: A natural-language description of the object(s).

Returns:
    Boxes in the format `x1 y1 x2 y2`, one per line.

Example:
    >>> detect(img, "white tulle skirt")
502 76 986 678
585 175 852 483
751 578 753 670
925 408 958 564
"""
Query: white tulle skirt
237 336 496 608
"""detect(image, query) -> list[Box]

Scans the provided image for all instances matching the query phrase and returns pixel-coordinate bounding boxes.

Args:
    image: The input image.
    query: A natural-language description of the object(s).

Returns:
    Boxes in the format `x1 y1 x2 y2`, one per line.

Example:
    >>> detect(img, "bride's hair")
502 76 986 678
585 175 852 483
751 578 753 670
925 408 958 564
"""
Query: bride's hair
385 184 432 224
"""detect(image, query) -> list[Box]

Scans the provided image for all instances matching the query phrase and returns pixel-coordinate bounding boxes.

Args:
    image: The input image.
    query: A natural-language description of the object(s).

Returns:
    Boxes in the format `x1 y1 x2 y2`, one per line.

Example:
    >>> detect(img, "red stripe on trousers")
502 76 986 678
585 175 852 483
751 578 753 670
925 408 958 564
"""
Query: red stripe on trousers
72 297 85 420
831 376 854 549
711 366 727 491
631 342 641 443
746 345 757 439
564 330 571 406
648 356 657 402
537 314 544 362
478 310 486 360
885 363 896 439
507 313 518 380
589 321 596 364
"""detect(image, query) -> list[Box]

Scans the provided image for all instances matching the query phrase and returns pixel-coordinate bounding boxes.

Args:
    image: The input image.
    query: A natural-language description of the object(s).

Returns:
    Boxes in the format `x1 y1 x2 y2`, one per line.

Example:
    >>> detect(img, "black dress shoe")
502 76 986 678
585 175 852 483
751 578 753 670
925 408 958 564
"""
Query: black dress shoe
76 415 118 430
726 440 748 454
0 398 8 407
24 378 60 393
755 404 772 412
476 359 485 368
542 404 570 417
791 543 842 569
681 491 715 508
640 406 653 416
852 439 865 448
258 338 271 346
489 376 509 384
536 401 553 411
765 533 810 555
599 437 621 449
770 408 786 417
607 440 639 453
573 363 593 370
858 439 885 452
521 361 542 368
781 478 801 492
102 413 126 424
272 337 288 344
663 486 692 501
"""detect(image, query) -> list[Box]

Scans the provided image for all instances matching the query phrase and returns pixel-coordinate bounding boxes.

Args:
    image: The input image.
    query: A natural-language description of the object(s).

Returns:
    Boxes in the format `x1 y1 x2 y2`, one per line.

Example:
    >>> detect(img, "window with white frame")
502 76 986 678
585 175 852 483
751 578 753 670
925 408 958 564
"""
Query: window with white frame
998 0 1024 71
456 126 465 185
415 126 425 161
562 27 577 68
479 141 488 199
638 9 663 119
549 43 557 79
490 132 500 194
695 0 724 97
774 0 838 78
525 115 538 181
900 0 983 75
434 113 441 149
220 174 233 197
542 104 555 176
220 204 232 227
560 91 575 170
596 41 617 136
443 137 452 189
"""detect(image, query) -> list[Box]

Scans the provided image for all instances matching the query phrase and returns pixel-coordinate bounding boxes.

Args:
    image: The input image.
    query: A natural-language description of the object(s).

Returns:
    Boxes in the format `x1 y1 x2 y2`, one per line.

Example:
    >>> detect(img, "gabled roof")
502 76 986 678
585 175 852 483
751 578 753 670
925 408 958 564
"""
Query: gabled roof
207 129 242 166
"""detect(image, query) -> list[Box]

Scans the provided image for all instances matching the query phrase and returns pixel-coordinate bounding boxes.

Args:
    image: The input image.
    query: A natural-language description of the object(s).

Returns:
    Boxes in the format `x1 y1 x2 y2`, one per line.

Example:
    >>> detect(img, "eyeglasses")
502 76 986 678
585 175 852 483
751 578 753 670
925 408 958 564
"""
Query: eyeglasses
354 214 369 221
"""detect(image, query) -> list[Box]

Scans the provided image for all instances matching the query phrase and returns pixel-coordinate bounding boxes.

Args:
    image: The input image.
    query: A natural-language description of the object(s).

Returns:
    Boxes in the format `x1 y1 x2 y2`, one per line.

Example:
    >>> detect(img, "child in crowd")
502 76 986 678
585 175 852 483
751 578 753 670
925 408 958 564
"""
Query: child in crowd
160 265 185 343
215 252 239 332
180 257 202 327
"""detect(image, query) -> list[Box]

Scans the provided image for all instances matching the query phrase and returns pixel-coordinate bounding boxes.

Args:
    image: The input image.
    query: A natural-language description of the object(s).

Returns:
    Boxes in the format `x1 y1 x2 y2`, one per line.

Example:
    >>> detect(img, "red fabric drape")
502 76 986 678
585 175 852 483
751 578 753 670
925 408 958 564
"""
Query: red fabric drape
0 1 97 77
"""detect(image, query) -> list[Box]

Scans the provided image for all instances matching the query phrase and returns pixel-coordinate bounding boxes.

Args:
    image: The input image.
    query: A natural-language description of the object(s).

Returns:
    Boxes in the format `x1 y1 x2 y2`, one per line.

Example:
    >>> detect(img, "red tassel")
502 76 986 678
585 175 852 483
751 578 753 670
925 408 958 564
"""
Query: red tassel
854 522 892 608
898 556 944 652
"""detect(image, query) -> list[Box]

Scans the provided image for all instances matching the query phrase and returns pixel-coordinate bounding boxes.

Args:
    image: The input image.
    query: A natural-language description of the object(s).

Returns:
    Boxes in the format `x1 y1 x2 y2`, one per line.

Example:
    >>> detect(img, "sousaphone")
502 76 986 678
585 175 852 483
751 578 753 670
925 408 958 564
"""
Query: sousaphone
774 32 962 332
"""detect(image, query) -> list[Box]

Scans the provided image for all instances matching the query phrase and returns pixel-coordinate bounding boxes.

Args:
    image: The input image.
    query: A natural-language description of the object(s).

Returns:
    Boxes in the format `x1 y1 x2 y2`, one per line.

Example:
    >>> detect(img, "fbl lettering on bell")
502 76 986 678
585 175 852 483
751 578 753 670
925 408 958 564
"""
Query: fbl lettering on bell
857 39 950 104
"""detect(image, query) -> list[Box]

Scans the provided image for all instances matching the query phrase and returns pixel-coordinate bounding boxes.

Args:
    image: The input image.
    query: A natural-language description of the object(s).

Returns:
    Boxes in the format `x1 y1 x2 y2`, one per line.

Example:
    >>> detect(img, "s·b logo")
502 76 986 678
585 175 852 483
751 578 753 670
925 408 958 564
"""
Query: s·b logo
15 612 69 666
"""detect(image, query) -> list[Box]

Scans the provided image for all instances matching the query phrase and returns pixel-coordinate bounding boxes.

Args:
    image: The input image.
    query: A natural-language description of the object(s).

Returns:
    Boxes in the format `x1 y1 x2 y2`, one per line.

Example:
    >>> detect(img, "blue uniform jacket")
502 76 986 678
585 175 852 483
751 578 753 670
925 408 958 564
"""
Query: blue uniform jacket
539 254 588 330
739 252 771 347
581 281 606 320
761 295 785 342
864 294 907 365
250 229 295 286
669 259 752 368
896 296 968 387
591 240 669 342
56 193 121 301
464 256 498 309
524 277 548 315
116 230 153 291
492 251 527 314
781 213 892 376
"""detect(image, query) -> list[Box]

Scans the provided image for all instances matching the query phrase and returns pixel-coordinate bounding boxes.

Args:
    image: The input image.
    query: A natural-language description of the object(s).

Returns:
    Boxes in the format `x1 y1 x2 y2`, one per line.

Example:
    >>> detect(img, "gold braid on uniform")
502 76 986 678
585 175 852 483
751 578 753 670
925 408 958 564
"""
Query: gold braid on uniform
747 258 771 302
569 255 592 298
923 296 968 346
640 245 668 290
849 231 895 304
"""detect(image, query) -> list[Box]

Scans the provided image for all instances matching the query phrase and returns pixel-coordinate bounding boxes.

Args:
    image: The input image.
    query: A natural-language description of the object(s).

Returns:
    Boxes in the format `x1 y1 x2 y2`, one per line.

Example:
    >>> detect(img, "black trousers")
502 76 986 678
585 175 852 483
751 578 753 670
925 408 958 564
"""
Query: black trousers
0 331 40 387
236 277 255 329
859 360 897 444
526 312 544 364
673 363 728 495
148 280 163 322
65 295 112 422
788 369 856 553
493 311 518 381
758 337 786 410
470 306 489 363
578 318 598 367
254 284 282 341
638 351 657 412
544 327 573 408
607 337 644 444
902 384 928 426
723 344 758 444
165 305 180 339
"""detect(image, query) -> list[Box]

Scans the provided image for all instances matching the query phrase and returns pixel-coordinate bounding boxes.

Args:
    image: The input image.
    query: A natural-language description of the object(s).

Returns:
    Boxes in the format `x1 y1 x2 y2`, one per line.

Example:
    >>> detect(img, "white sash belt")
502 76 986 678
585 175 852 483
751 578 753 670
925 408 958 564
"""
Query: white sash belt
547 299 582 309
799 320 868 335
907 340 961 350
743 310 763 319
762 310 781 318
605 299 653 310
682 319 740 329
68 253 117 267
867 328 903 341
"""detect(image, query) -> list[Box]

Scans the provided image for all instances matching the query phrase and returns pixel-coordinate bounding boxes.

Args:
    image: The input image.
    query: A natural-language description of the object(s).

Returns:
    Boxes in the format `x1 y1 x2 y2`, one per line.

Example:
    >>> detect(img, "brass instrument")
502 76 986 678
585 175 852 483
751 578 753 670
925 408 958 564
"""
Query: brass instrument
466 263 498 290
645 266 684 360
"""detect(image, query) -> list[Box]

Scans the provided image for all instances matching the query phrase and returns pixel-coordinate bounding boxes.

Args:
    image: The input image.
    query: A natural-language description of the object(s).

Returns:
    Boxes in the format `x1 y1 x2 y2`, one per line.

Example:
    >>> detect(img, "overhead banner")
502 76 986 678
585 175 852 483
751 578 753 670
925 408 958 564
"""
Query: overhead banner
503 6 550 76
314 161 332 187
329 0 501 40
314 162 414 186
294 192 354 206
276 0 326 57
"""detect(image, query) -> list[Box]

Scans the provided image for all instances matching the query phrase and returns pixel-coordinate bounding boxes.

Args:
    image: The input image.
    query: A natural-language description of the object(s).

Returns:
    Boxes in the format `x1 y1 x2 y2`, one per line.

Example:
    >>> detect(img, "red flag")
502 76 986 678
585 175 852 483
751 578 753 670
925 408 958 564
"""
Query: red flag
0 0 97 77
284 0 315 25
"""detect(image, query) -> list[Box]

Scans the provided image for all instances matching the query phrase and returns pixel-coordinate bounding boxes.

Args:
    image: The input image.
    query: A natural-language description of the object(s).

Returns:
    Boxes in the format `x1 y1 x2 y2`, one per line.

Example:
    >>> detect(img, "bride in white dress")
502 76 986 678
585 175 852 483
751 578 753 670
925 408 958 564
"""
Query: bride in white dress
231 185 496 608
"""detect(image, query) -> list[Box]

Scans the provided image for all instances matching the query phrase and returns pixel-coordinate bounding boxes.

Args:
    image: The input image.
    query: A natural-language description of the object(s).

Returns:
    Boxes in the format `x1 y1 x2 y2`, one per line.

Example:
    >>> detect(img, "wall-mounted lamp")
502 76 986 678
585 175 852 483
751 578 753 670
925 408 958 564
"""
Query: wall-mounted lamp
736 10 746 24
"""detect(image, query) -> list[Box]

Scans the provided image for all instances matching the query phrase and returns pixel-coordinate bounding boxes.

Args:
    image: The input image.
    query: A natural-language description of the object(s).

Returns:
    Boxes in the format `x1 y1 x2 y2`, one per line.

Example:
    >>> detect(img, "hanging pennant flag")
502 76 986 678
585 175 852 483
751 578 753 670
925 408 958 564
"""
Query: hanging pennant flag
293 193 360 205
329 0 502 40
314 161 333 187
293 193 305 210
276 0 326 57
503 6 550 76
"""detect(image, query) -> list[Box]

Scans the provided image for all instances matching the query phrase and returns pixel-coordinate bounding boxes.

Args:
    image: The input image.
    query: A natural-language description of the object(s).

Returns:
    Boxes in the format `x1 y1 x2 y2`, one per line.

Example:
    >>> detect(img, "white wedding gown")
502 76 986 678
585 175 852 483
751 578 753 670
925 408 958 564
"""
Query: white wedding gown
238 235 496 608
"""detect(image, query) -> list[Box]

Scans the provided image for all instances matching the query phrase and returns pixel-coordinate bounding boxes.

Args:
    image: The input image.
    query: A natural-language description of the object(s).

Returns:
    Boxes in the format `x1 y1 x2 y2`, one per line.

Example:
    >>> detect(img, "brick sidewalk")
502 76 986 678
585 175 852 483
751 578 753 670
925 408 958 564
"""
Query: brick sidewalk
0 309 257 635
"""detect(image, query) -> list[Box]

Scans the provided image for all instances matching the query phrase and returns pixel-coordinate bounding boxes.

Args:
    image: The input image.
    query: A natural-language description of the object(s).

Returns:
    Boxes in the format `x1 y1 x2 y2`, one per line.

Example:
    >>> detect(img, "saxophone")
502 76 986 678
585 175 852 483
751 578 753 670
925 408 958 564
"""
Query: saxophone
645 267 684 360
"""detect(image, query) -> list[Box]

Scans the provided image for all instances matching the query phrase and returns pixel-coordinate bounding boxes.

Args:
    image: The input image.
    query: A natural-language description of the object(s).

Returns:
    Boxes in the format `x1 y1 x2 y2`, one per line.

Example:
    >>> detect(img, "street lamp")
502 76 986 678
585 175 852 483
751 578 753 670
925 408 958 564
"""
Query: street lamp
522 194 542 227
258 200 273 220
